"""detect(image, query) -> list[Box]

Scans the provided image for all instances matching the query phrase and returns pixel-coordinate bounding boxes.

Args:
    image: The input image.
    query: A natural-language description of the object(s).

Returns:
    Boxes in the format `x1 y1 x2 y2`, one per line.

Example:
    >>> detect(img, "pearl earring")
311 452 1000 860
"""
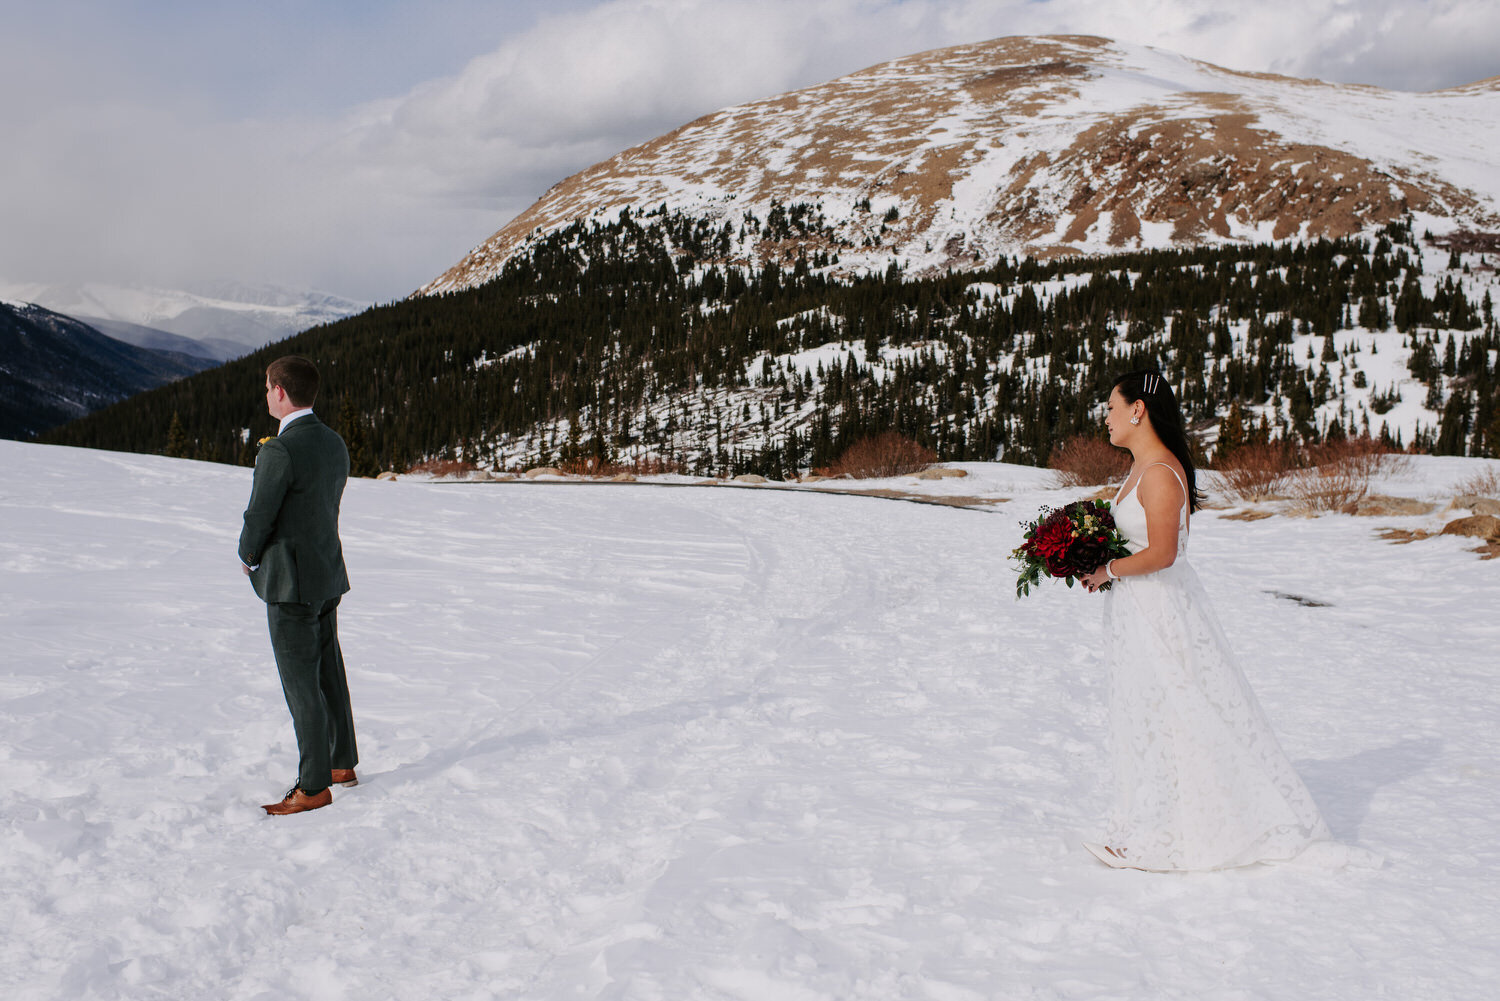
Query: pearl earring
1130 415 1141 425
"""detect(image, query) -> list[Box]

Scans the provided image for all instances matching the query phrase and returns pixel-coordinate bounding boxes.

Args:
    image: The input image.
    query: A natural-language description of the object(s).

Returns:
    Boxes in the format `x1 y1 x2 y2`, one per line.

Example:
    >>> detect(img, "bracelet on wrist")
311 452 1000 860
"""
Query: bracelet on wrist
1105 560 1118 580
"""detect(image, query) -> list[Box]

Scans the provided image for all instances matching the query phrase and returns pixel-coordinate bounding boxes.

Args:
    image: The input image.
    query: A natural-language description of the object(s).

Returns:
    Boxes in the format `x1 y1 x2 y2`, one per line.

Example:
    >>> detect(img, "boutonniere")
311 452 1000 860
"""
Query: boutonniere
257 435 276 447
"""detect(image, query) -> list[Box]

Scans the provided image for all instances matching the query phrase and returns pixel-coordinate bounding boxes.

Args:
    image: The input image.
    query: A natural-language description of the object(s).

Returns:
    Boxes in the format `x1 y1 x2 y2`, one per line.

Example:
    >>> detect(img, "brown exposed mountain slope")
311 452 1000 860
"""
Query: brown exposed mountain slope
422 35 1500 295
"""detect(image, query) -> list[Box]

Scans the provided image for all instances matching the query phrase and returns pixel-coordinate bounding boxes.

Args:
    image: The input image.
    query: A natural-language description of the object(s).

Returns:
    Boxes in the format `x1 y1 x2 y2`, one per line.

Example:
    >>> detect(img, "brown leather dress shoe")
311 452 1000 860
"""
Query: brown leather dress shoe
331 768 359 787
262 786 333 815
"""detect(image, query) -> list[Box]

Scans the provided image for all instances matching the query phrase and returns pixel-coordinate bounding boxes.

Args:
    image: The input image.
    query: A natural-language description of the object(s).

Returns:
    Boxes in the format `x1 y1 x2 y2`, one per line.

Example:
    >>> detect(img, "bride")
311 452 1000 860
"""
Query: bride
1075 371 1332 871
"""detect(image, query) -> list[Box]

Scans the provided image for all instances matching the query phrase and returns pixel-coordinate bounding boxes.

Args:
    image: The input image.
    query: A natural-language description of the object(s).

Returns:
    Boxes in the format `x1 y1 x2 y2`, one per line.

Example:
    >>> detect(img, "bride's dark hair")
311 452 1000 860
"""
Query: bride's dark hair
1112 370 1205 513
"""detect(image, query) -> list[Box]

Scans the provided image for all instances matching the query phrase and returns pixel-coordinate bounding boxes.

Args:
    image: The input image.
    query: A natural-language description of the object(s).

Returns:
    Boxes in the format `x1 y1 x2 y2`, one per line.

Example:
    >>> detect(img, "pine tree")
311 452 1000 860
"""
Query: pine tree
165 412 188 458
338 397 379 477
1435 392 1471 455
1214 399 1251 459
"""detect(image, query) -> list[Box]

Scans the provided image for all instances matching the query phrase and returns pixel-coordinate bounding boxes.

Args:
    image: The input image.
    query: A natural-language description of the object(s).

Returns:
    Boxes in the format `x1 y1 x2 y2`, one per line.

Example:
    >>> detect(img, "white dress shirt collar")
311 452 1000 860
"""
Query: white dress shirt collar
278 408 315 434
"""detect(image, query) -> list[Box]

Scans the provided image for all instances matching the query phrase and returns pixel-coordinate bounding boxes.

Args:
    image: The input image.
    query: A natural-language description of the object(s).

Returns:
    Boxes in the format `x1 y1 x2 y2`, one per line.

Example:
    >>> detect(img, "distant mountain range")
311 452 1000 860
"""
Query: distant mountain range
423 34 1500 295
0 280 368 360
73 316 226 362
1 300 215 440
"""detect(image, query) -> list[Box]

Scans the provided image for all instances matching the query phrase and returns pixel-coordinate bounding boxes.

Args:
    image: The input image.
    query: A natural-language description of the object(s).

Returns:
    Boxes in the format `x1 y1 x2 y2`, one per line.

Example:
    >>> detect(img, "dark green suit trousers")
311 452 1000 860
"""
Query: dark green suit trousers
267 596 357 794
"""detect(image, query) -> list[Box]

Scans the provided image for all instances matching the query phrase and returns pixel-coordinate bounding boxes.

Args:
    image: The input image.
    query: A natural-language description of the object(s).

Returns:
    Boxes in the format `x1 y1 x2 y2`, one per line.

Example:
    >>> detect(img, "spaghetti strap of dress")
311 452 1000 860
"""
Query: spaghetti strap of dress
1141 462 1186 500
1117 463 1189 536
1139 462 1188 536
1116 462 1186 504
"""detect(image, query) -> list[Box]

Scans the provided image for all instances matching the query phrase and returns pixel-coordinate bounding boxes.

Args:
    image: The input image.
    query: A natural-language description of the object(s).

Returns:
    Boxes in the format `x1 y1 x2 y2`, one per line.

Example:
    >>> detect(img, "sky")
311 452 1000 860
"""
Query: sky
2 0 1498 304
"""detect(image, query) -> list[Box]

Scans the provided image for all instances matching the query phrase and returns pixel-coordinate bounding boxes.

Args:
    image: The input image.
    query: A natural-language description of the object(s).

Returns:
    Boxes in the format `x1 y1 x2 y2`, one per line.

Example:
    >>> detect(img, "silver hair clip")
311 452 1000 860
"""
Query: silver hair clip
1142 374 1159 394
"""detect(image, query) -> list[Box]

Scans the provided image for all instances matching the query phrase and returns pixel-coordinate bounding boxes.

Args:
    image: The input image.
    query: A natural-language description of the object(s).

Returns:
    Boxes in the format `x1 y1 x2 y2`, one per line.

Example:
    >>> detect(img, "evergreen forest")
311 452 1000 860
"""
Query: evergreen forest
43 206 1500 478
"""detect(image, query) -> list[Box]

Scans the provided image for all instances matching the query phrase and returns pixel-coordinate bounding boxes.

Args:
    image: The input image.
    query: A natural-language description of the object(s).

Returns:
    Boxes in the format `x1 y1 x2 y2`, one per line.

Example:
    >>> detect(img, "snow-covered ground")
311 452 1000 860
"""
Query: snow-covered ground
3 440 1498 1000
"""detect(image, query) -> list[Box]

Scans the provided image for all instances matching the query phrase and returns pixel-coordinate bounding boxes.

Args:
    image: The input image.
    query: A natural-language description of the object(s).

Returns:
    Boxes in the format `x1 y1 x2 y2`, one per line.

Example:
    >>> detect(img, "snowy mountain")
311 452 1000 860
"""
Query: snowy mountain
77 315 225 362
421 34 1500 296
0 280 368 360
0 299 215 439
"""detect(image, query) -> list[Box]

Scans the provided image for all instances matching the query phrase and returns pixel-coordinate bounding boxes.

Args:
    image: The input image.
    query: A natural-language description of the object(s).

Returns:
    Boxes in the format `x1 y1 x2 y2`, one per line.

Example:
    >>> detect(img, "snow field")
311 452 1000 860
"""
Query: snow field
2 440 1498 999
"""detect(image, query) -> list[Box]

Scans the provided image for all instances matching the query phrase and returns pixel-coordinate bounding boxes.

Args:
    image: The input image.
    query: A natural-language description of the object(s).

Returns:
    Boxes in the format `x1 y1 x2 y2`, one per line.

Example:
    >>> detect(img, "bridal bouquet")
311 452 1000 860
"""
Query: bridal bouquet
1012 499 1131 597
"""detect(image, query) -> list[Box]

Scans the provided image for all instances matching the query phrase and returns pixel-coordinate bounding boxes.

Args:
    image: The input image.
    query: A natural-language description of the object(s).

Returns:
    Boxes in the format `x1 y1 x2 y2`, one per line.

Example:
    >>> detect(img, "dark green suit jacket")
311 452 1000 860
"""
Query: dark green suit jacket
239 414 351 604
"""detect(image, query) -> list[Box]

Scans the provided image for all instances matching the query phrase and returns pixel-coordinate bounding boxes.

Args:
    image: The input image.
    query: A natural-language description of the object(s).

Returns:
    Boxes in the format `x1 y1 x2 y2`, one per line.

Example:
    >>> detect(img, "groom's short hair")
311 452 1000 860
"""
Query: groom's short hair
267 356 320 407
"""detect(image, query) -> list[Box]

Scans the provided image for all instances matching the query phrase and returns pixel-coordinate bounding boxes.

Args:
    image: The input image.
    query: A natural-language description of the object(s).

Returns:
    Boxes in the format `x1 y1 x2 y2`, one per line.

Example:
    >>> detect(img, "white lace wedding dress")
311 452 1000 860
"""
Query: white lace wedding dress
1099 464 1332 870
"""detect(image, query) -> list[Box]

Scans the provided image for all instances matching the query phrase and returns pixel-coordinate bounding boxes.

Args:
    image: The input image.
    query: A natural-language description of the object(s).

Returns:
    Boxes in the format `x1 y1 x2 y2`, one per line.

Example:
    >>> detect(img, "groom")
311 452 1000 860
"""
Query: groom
239 355 359 815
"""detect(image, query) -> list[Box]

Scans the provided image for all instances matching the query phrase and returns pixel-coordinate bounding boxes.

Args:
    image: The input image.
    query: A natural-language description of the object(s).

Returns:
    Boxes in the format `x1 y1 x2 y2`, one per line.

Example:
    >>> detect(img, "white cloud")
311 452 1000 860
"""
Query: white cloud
2 0 1496 302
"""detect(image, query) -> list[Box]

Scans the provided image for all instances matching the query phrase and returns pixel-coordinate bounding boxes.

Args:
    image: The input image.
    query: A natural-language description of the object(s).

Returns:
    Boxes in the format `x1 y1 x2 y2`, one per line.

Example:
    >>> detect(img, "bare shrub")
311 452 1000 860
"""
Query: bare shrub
1305 435 1410 480
820 432 936 479
1287 463 1371 513
406 458 482 478
556 455 627 477
1213 435 1407 511
555 453 689 477
631 454 688 476
1047 434 1131 488
1287 436 1402 513
1214 442 1297 502
1454 466 1500 498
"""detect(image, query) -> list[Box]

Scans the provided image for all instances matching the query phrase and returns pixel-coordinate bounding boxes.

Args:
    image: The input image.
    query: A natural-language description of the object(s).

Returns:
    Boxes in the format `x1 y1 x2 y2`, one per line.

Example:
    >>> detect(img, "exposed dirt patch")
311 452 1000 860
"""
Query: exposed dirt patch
451 476 1008 511
1378 528 1433 544
1222 508 1275 521
816 488 1007 508
885 144 973 215
1014 105 1436 255
1109 204 1141 244
964 61 1089 96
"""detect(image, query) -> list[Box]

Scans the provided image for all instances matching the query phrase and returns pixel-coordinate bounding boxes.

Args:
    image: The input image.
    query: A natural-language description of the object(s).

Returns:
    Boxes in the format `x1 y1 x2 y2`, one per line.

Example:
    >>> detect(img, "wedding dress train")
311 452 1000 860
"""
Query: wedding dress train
1098 464 1332 871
